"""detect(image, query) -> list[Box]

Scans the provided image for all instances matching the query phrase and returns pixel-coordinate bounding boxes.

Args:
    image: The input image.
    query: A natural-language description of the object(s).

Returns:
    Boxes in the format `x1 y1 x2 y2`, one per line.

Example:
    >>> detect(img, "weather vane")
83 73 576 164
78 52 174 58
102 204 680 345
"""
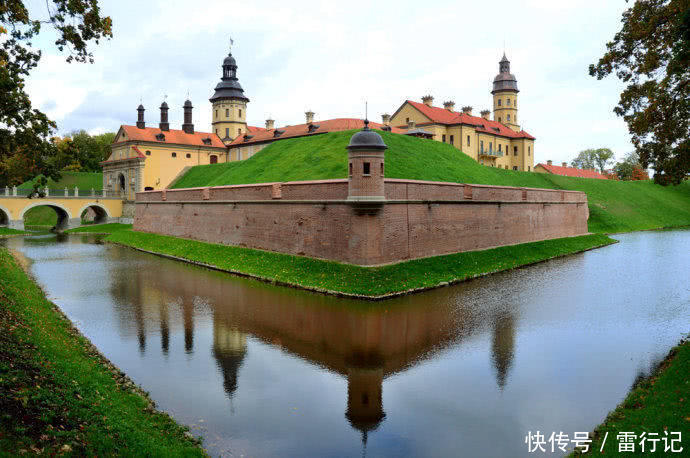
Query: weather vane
229 36 234 51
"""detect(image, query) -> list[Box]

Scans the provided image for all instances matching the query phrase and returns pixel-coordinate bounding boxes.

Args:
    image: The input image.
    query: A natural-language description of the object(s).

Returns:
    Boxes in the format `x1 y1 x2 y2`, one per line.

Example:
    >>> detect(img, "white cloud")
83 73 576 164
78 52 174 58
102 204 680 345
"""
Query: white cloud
24 0 635 165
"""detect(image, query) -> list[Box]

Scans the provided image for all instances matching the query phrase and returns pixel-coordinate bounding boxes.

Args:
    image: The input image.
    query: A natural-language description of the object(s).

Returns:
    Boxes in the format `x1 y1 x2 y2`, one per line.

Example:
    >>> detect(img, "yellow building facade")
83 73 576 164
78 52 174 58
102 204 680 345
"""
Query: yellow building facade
388 55 535 171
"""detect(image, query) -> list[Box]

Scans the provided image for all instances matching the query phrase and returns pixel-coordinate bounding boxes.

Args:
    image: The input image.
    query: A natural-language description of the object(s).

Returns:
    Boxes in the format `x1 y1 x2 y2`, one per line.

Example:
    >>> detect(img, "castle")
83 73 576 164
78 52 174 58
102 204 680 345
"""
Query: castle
102 46 535 200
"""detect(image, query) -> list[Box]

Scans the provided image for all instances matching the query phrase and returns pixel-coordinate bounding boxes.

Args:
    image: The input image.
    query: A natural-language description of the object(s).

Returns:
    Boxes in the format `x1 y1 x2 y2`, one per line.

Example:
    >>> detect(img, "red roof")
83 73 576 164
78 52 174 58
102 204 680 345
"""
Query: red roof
246 125 268 133
401 100 535 140
228 118 404 147
536 163 607 179
116 125 226 148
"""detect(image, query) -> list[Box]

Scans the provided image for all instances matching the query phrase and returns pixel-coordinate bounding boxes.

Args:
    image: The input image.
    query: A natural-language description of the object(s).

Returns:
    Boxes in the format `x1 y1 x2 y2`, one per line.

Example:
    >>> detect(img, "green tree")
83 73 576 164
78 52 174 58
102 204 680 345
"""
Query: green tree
590 0 690 185
0 1 112 192
613 151 649 180
571 148 615 173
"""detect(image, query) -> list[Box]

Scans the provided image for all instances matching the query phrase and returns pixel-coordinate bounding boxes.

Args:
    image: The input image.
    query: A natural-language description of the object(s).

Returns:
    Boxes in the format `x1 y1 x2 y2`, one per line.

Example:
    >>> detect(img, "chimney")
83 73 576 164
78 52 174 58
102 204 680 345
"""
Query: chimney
462 106 473 115
159 101 169 131
421 95 434 107
562 162 567 167
443 100 455 111
381 113 391 126
407 120 416 130
480 109 490 120
547 160 553 166
136 104 145 129
305 110 315 124
265 118 275 130
182 100 194 134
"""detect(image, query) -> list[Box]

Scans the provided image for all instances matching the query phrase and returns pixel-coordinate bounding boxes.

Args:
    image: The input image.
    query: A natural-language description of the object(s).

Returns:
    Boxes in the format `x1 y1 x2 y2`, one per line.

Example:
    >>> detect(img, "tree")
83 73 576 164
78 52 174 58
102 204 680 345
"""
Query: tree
571 148 615 173
0 1 112 192
590 0 690 185
49 130 115 172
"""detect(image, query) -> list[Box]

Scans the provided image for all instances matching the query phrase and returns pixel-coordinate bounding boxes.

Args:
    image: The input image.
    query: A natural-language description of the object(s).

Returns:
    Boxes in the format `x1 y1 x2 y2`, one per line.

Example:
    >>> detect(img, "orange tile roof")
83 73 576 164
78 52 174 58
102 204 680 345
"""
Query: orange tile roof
536 163 608 179
246 125 268 133
228 118 404 147
402 100 535 140
117 125 226 148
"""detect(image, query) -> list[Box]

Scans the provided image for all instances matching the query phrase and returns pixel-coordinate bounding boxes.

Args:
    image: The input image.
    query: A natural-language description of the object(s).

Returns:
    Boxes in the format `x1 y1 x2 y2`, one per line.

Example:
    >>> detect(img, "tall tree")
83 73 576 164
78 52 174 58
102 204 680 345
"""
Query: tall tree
590 0 690 185
571 148 615 173
0 1 112 192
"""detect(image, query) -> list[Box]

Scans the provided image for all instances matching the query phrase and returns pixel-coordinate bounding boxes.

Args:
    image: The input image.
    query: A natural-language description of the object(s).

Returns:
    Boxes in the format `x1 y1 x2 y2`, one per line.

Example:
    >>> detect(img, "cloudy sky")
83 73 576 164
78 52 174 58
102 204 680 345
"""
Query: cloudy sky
25 0 633 165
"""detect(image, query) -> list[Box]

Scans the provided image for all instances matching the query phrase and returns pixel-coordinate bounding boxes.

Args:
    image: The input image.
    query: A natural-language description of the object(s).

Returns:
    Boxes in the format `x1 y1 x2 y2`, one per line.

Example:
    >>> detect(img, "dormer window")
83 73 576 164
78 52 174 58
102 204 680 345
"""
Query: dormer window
202 137 212 145
243 134 254 142
308 124 320 133
155 133 166 141
274 129 285 138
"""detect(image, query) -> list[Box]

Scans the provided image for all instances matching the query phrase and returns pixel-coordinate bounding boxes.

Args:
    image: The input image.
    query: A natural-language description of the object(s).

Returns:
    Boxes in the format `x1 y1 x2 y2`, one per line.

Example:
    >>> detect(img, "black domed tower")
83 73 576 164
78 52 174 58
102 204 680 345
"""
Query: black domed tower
492 54 520 130
210 47 250 142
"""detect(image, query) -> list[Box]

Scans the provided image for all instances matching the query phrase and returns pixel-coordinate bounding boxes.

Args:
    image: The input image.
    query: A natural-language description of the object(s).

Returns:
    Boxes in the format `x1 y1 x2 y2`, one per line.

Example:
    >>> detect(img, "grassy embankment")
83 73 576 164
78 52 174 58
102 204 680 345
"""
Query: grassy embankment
571 338 689 456
67 227 614 298
173 130 690 234
0 227 27 237
17 172 104 228
0 247 204 455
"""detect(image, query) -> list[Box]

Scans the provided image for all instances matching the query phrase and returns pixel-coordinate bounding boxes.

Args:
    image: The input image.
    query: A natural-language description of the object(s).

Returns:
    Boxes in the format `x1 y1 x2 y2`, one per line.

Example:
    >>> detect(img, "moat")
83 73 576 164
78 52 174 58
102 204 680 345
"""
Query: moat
3 229 689 457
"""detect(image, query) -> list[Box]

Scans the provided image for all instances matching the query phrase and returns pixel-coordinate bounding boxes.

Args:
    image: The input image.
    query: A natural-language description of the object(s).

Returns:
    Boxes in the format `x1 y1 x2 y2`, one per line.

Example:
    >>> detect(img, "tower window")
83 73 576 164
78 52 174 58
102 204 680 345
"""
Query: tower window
450 135 454 145
499 144 502 152
528 146 531 156
489 142 493 152
225 109 229 117
172 152 177 158
380 163 384 175
498 99 502 106
215 110 218 118
186 153 191 158
507 114 511 121
145 150 151 156
467 135 470 147
239 109 242 118
238 128 242 135
363 162 371 175
514 146 518 156
225 127 229 138
349 162 353 176
507 98 511 106
442 134 446 143
406 117 409 123
498 117 501 123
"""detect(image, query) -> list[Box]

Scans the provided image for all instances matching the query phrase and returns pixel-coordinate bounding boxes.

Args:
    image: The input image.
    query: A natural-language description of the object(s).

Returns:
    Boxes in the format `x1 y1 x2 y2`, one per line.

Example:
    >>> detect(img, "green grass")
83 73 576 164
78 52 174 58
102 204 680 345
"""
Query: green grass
103 229 615 297
18 172 103 191
66 223 133 234
0 227 27 236
23 206 58 227
0 247 204 455
572 338 690 456
172 130 690 234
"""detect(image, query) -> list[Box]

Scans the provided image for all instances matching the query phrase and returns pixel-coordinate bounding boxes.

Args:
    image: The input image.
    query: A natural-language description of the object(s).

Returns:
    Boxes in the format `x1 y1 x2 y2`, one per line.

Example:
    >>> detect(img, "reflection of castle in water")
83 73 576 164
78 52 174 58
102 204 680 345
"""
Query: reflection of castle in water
109 251 516 441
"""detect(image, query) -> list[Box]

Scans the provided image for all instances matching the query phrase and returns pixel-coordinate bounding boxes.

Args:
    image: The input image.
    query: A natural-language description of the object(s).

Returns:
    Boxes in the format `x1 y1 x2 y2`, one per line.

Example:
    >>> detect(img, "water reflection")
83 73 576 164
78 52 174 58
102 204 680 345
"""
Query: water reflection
4 230 688 457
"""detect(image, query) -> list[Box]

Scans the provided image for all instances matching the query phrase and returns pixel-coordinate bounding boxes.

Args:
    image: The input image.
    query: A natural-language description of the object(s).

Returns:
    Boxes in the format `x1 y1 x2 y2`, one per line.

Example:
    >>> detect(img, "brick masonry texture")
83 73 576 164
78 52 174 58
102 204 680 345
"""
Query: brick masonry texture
134 179 589 266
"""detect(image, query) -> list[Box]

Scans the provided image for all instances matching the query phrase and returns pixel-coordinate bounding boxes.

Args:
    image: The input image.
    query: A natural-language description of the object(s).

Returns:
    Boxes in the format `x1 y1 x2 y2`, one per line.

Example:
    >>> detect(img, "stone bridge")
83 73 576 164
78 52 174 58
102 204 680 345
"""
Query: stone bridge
0 188 124 231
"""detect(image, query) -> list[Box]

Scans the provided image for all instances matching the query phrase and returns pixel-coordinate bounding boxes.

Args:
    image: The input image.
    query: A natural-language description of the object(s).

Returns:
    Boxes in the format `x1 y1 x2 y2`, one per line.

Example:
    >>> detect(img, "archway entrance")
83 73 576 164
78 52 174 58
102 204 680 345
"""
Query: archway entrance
81 205 109 225
118 173 126 197
0 208 8 227
23 205 70 232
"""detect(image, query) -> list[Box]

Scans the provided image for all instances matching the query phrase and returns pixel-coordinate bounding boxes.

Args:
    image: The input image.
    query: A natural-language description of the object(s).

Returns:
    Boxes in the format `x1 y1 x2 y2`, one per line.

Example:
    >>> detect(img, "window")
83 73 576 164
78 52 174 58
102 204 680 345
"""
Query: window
145 150 151 156
349 163 353 176
406 117 409 123
225 127 229 137
210 155 218 164
489 142 493 152
380 163 384 175
514 146 518 156
480 140 484 152
467 135 470 147
507 114 511 121
239 109 242 118
514 100 517 108
225 108 229 117
238 128 241 135
442 135 446 143
144 186 153 191
363 162 371 175
513 166 518 171
515 114 517 122
186 153 191 158
450 135 454 145
215 110 218 118
499 144 502 152
507 98 511 106
498 117 501 123
528 146 531 156
172 152 177 158
498 99 502 106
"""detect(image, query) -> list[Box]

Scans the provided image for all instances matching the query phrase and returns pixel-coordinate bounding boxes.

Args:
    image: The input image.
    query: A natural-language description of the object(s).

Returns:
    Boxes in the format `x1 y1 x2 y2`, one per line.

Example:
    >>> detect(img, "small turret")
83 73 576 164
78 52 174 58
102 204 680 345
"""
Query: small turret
347 120 387 203
159 101 169 131
182 100 194 134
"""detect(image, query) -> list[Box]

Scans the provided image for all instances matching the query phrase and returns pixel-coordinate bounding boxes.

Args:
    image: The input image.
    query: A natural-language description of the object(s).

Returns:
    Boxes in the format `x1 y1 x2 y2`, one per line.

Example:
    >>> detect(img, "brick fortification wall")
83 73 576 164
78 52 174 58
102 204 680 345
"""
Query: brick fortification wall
134 178 589 266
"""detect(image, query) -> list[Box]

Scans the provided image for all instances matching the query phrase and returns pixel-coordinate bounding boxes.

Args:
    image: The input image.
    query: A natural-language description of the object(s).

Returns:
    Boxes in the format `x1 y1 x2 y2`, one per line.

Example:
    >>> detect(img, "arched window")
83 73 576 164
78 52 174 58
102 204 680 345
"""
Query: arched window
172 152 177 158
507 98 510 106
498 117 501 123
225 108 229 117
507 114 511 121
498 99 502 106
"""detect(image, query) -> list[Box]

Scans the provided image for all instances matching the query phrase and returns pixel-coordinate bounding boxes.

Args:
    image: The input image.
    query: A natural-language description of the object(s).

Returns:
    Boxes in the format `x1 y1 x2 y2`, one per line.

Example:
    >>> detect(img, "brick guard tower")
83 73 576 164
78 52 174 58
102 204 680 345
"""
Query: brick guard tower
347 120 387 204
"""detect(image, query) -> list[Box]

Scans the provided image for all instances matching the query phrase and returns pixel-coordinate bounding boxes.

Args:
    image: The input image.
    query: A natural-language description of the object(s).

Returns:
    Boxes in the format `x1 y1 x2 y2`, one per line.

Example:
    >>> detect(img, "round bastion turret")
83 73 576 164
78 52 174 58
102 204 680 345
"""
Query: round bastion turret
347 120 387 202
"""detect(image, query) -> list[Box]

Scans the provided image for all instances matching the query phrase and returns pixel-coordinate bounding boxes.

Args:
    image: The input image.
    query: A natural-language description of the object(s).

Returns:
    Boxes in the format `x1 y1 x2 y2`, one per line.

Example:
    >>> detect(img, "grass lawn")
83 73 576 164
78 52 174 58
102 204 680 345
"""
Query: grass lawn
0 247 204 455
172 130 690 234
18 171 103 191
571 338 689 456
23 206 58 227
0 227 27 236
103 229 615 298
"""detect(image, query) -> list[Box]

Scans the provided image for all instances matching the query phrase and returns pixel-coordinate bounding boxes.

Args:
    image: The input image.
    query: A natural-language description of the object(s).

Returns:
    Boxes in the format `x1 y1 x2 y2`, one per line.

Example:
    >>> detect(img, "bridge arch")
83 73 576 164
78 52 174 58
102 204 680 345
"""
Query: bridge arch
0 204 10 227
20 201 73 231
77 202 110 225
